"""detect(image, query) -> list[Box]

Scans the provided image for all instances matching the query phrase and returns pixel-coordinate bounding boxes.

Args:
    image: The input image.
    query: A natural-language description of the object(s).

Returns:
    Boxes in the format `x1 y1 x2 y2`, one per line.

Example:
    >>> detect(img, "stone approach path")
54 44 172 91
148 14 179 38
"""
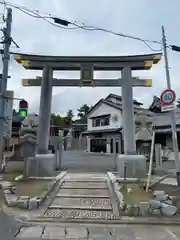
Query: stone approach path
9 172 180 239
43 172 119 220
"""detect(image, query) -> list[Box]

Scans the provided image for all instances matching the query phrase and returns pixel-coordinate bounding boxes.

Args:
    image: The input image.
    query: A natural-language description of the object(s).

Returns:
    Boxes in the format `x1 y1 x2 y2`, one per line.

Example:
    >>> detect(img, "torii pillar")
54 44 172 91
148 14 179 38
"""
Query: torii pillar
36 67 53 154
121 67 136 154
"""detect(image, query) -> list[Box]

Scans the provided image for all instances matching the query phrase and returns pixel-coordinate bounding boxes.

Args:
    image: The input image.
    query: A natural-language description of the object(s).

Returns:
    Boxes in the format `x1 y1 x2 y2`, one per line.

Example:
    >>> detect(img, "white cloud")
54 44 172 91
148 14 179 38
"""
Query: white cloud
0 0 180 114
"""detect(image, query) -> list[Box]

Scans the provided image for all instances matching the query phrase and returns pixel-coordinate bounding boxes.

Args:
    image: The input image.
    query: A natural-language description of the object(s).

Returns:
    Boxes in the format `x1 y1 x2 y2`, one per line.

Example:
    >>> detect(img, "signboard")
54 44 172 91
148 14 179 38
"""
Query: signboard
80 65 93 86
160 89 176 112
161 104 176 112
160 89 176 105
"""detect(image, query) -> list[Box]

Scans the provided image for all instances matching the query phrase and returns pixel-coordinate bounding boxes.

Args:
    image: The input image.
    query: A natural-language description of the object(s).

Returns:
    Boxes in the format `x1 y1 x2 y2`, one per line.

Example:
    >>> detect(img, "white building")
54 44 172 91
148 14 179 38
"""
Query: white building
83 93 151 153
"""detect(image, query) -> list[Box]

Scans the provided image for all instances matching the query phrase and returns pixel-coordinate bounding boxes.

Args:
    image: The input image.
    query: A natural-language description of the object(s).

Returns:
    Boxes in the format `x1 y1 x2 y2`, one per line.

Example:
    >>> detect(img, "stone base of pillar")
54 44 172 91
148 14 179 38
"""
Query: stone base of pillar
117 154 146 178
25 154 56 177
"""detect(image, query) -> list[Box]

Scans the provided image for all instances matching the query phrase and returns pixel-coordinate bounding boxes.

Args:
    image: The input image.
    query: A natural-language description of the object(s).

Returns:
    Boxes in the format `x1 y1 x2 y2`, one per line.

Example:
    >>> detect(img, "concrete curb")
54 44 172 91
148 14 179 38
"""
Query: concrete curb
1 171 67 211
25 216 180 225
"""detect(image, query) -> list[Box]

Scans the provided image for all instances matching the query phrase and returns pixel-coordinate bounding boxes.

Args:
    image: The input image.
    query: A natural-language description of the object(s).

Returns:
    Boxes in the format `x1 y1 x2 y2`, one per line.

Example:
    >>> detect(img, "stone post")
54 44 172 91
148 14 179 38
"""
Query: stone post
106 137 111 153
55 130 63 170
86 136 90 152
113 137 117 170
118 136 121 153
155 144 162 167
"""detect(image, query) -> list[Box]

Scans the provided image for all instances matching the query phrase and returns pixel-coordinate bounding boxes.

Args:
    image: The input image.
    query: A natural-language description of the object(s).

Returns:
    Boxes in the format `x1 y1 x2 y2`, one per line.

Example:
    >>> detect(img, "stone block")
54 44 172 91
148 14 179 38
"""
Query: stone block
164 200 173 205
153 190 165 196
114 182 121 191
17 196 30 209
43 226 65 238
160 203 177 217
17 200 29 209
116 191 124 209
25 153 56 177
1 181 14 190
4 193 18 207
28 197 40 210
169 196 178 205
156 194 169 202
66 227 88 239
16 226 43 239
8 186 17 194
125 204 139 216
117 154 146 178
4 189 12 194
39 190 48 202
139 202 149 216
18 196 30 201
149 208 161 216
153 190 168 201
149 199 161 209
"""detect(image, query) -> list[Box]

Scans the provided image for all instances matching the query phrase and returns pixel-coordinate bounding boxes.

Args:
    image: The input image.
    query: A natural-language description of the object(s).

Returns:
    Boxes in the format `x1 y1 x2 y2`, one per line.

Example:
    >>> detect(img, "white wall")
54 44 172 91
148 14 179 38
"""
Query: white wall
87 103 122 131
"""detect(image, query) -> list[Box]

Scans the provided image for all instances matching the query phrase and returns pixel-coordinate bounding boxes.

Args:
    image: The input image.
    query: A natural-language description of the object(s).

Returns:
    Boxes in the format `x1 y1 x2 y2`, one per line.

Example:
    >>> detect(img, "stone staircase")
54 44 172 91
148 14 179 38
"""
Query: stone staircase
43 172 119 221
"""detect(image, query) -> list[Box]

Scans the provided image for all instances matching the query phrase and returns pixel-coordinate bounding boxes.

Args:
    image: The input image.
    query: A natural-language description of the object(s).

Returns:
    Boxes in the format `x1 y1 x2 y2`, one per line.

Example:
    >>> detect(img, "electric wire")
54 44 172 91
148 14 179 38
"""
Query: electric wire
0 0 164 52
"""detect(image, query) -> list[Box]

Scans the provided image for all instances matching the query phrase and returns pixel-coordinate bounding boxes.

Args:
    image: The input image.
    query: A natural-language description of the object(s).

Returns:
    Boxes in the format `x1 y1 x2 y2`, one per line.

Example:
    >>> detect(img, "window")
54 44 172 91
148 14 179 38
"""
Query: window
92 118 100 127
101 116 109 126
92 115 110 127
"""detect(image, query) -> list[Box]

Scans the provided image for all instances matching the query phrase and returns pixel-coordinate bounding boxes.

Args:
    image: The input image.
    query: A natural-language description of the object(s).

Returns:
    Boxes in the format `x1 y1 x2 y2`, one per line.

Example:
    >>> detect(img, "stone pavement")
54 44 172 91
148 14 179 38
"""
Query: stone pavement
42 172 119 220
61 150 116 172
0 209 22 240
14 223 180 239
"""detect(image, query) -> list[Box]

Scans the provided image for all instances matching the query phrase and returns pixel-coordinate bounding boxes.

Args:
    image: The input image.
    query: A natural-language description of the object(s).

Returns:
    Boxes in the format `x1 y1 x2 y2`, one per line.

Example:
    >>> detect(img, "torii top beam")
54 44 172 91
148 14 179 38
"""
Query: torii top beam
15 53 161 71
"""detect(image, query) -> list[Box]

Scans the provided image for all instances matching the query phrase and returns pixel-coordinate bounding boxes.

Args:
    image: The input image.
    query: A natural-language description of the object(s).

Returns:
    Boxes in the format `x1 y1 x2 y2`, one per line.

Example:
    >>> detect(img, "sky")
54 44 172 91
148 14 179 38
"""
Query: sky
0 0 180 116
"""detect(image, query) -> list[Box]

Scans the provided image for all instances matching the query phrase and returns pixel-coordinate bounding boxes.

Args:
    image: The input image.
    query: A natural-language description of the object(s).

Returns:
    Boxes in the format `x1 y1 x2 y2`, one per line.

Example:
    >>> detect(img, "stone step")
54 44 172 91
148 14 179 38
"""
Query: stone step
61 181 107 188
44 208 115 220
50 197 112 210
48 205 112 210
56 194 110 198
57 188 110 196
64 180 106 183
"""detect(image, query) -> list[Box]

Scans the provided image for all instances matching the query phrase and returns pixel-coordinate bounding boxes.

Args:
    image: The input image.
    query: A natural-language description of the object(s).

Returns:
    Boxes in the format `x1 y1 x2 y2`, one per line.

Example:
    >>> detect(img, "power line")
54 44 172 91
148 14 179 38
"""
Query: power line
0 1 78 30
0 0 164 52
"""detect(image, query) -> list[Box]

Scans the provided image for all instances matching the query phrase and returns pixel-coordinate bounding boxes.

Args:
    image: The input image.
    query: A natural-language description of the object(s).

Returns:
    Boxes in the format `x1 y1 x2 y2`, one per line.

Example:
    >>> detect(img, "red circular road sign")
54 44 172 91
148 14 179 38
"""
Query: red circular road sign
160 89 176 105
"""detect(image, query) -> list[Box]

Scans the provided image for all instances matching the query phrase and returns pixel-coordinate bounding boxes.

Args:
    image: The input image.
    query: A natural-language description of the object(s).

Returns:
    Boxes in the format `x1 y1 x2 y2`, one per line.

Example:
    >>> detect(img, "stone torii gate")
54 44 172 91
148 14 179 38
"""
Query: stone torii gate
15 53 161 177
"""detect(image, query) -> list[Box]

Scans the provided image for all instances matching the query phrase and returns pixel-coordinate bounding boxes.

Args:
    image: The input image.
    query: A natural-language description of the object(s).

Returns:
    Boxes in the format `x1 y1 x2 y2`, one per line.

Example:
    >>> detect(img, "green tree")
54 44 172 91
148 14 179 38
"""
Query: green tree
77 104 91 119
66 109 74 119
51 114 66 127
66 110 74 126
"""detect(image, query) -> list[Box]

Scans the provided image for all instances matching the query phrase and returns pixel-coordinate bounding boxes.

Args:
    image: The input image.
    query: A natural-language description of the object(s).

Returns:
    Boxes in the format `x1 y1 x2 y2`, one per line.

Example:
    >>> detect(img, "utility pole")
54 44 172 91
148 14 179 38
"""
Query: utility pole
162 25 180 186
0 8 12 169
